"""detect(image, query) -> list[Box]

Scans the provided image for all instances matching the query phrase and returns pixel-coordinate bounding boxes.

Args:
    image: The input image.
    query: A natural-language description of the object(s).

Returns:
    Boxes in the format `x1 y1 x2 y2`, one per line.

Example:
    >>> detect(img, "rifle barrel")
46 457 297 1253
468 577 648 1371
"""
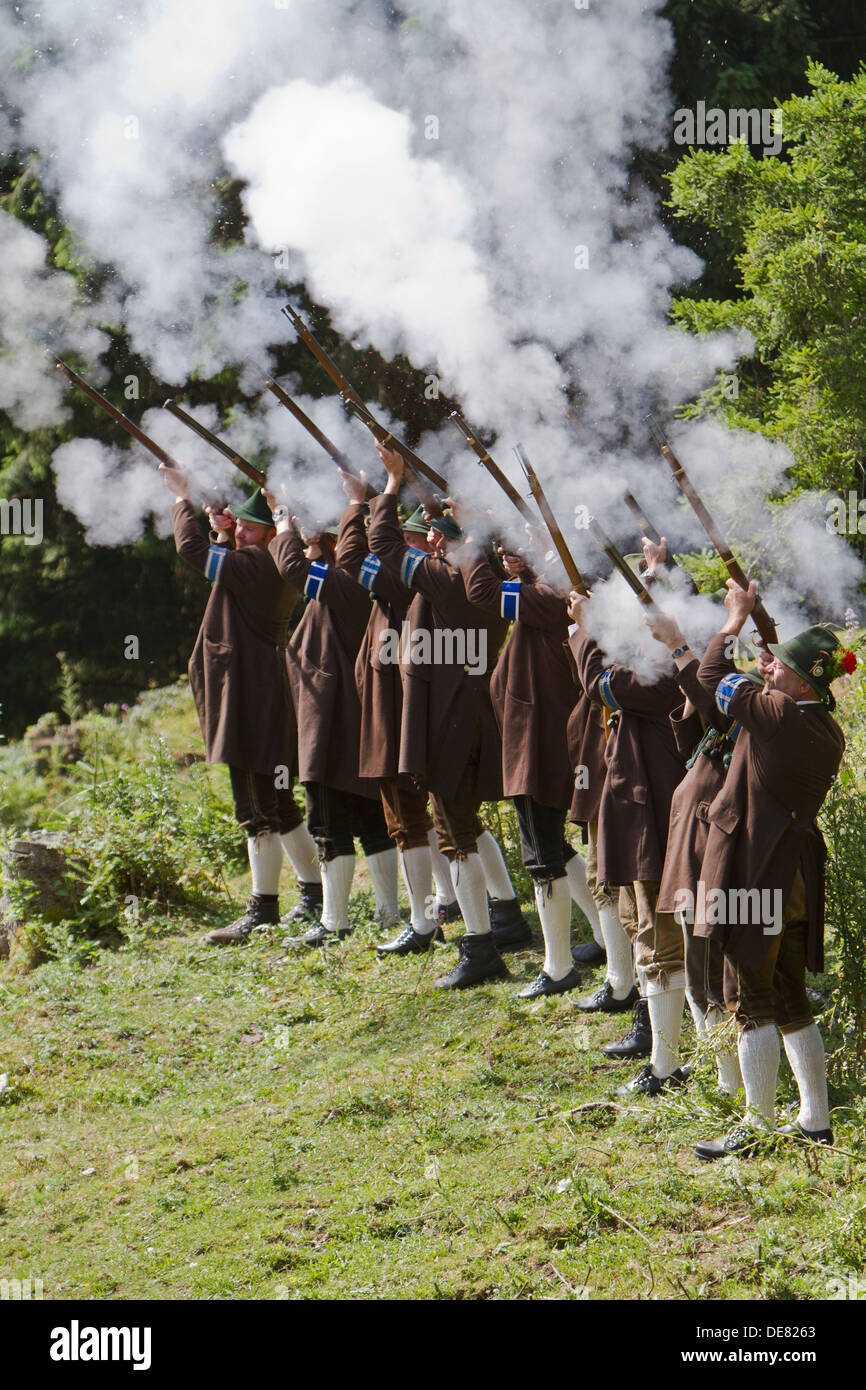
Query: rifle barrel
163 400 266 487
646 416 777 644
342 397 441 514
57 360 182 470
264 380 351 470
281 304 448 490
450 413 534 521
586 516 655 607
512 445 589 594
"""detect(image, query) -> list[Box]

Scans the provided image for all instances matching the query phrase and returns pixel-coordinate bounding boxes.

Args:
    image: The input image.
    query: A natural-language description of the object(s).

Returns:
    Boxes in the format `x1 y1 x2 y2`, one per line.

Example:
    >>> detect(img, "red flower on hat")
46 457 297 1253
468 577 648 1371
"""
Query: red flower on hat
841 650 857 675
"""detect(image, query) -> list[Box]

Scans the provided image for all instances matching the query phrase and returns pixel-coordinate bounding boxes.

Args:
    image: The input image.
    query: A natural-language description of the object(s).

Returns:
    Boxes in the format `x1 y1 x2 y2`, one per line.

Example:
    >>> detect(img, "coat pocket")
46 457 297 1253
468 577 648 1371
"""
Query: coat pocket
203 636 232 669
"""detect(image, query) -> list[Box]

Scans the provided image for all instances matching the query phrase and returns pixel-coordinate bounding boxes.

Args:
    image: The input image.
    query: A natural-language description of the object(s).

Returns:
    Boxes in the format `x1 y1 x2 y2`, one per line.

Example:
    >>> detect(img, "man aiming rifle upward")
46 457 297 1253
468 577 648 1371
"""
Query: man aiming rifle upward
158 464 321 944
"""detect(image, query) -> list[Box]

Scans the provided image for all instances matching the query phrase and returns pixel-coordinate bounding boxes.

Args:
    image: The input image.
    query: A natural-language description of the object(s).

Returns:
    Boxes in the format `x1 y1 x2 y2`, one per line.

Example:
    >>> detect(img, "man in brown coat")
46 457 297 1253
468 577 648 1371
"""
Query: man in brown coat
651 609 747 1096
683 582 846 1157
568 592 688 1093
368 446 527 988
268 479 399 946
159 468 321 945
464 546 602 997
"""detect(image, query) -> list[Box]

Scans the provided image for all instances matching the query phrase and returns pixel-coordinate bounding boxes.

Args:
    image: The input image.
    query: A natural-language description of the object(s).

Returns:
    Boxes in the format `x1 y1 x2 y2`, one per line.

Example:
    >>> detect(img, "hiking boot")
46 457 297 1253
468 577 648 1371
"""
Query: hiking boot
518 967 582 999
489 898 533 952
285 922 351 949
376 924 445 957
435 933 509 990
777 1121 833 1146
280 881 323 926
571 940 606 967
437 900 463 927
694 1125 763 1162
575 981 639 1014
204 894 279 946
603 997 652 1058
617 1063 687 1098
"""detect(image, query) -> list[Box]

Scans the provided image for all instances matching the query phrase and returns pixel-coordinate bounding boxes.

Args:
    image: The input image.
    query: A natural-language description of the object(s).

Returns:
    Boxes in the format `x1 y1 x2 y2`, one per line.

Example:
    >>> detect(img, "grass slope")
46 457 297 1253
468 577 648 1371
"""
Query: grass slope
1 682 865 1301
1 901 865 1301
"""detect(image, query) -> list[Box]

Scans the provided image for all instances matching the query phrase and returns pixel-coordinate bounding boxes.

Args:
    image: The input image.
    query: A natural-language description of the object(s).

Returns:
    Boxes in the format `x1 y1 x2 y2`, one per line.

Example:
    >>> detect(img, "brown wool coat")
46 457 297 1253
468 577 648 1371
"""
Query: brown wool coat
269 503 379 799
172 501 297 777
570 630 686 887
567 690 608 830
367 493 508 800
694 633 845 971
657 658 735 913
463 560 578 808
354 550 412 781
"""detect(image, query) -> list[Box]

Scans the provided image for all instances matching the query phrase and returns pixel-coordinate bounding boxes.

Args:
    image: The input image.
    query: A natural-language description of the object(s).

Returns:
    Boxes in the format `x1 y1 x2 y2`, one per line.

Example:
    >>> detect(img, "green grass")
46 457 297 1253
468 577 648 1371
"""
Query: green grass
2 679 865 1301
1 892 864 1301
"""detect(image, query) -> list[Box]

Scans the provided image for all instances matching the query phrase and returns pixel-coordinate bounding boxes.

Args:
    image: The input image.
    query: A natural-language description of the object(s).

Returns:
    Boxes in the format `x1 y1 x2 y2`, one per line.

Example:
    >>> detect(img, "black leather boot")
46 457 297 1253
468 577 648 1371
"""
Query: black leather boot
602 997 652 1058
435 933 509 990
204 894 280 946
280 881 323 926
571 940 606 967
376 924 445 957
489 897 533 952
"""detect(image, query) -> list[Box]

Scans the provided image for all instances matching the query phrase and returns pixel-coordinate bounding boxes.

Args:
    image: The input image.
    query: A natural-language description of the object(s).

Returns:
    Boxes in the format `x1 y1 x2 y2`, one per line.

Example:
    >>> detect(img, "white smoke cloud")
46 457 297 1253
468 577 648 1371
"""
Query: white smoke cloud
0 0 859 638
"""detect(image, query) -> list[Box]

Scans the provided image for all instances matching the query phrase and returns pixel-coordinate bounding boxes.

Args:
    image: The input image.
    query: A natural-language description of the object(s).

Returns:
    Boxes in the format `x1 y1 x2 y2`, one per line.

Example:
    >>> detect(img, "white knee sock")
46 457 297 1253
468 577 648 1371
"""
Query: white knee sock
428 828 458 907
449 853 491 935
248 832 284 896
598 902 635 998
565 854 603 946
366 847 399 924
705 1004 742 1094
476 829 516 902
645 972 686 1078
320 853 355 932
738 1024 780 1128
782 1023 831 1132
686 990 708 1035
535 876 573 981
280 824 321 884
400 845 435 935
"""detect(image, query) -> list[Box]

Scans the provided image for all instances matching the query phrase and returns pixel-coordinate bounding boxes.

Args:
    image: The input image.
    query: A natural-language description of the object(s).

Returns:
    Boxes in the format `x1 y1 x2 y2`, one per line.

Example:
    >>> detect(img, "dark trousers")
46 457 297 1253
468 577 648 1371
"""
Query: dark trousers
305 782 393 862
723 869 813 1033
512 796 576 882
681 914 727 1015
379 781 432 851
229 765 304 839
429 729 485 859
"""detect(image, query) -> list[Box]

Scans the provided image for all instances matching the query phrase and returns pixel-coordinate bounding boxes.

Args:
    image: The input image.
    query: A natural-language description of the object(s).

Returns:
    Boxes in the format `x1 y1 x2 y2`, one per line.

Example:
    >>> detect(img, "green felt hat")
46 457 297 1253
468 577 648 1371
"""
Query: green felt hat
401 506 429 536
430 513 462 541
768 625 840 709
228 487 275 527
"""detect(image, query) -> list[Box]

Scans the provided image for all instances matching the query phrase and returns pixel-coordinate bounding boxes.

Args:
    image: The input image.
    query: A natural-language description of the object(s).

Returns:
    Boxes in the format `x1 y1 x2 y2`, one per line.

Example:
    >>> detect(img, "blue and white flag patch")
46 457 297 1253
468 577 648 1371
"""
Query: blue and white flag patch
598 669 623 711
204 545 228 585
303 560 329 601
400 547 427 588
358 553 381 593
716 673 750 717
501 580 522 622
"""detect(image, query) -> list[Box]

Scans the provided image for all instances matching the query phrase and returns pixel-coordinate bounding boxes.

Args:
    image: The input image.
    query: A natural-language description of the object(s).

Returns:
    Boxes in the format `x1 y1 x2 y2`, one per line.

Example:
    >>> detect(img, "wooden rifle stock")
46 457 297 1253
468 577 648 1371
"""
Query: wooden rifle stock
646 416 778 645
512 445 589 594
281 304 448 491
